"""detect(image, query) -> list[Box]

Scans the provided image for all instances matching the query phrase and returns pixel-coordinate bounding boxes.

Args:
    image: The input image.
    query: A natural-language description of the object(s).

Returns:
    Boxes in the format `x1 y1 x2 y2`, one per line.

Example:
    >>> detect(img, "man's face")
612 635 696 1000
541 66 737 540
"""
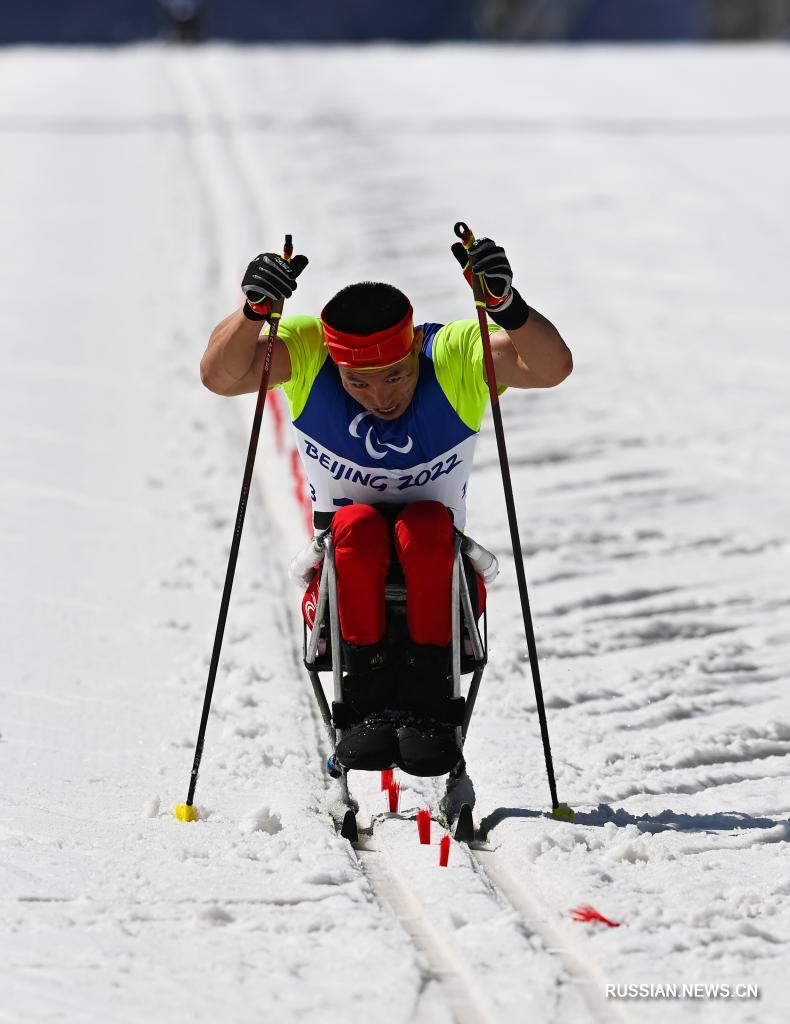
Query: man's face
337 329 423 420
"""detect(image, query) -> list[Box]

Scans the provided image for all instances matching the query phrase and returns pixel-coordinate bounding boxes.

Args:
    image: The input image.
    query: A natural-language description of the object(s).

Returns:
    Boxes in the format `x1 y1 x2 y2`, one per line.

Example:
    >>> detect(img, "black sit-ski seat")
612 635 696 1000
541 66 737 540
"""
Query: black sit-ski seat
303 531 487 774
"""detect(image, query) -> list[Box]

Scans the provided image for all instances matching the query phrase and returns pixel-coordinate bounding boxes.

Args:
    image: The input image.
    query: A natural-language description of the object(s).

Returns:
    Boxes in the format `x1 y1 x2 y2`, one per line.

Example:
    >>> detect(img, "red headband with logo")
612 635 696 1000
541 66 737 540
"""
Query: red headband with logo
321 304 414 369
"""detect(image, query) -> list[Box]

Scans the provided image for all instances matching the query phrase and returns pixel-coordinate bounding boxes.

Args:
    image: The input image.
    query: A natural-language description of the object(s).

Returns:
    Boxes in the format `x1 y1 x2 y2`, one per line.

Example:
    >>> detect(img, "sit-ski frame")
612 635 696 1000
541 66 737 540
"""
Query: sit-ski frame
303 532 487 837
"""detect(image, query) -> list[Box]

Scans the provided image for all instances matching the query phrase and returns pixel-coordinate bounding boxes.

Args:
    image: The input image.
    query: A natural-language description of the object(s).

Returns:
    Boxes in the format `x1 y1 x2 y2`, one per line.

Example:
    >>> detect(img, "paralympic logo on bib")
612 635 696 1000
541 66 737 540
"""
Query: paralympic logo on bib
349 411 414 461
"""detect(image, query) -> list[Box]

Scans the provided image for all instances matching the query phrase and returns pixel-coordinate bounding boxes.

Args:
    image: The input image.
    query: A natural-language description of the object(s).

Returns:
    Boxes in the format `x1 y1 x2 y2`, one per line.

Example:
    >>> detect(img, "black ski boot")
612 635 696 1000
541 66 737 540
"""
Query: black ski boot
395 643 465 777
334 642 398 772
396 718 464 777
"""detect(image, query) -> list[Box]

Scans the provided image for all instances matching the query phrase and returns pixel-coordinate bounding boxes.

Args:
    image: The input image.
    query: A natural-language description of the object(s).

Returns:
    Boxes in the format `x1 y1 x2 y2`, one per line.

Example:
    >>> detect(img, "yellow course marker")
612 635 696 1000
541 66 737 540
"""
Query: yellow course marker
174 803 199 822
551 803 575 823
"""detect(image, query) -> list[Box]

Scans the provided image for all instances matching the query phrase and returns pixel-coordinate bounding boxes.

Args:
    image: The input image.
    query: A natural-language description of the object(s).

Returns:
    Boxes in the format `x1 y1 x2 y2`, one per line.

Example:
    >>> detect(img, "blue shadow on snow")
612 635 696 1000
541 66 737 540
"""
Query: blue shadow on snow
479 803 787 841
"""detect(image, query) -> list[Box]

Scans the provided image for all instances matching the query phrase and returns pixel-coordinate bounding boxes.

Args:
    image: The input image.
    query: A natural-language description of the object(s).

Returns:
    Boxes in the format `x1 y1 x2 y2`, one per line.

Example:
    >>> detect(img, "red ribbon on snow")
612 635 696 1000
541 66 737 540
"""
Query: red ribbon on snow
570 905 621 928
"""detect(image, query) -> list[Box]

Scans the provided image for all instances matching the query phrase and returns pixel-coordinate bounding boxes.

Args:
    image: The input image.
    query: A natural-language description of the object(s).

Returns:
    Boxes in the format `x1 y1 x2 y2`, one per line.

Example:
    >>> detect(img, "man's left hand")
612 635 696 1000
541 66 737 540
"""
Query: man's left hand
451 236 529 331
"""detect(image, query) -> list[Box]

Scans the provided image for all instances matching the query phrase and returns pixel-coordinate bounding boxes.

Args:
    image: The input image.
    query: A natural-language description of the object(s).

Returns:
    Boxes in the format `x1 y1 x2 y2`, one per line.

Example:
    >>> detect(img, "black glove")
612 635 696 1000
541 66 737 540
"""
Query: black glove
451 237 529 331
241 251 309 321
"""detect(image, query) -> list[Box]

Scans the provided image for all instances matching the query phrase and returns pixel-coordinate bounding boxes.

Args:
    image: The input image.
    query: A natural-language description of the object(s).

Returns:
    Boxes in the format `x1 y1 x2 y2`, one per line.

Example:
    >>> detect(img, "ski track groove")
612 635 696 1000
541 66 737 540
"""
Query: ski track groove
170 54 502 1023
167 51 627 1023
355 840 494 1024
469 847 628 1024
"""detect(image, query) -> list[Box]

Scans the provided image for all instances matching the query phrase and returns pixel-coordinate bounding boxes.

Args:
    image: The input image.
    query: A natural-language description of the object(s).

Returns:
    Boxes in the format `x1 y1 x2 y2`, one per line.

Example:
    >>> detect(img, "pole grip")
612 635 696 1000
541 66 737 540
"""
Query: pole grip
243 234 294 310
455 221 500 401
453 221 475 249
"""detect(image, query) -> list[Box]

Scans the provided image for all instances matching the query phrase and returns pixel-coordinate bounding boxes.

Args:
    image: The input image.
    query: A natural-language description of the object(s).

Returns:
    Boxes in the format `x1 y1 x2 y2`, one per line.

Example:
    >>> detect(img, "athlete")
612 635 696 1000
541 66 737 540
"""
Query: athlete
201 235 572 776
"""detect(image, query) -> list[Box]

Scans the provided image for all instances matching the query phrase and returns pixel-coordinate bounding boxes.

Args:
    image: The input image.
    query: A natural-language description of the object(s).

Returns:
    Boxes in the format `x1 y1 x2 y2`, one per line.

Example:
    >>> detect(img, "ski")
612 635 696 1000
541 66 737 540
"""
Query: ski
324 758 476 846
339 808 359 842
327 797 474 846
326 801 360 842
326 769 360 843
452 803 475 843
436 801 475 843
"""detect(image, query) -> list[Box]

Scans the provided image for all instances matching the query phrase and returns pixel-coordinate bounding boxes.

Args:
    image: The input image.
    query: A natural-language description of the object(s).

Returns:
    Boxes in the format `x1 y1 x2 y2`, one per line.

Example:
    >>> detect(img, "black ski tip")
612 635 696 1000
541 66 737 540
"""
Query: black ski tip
453 803 475 844
340 809 359 843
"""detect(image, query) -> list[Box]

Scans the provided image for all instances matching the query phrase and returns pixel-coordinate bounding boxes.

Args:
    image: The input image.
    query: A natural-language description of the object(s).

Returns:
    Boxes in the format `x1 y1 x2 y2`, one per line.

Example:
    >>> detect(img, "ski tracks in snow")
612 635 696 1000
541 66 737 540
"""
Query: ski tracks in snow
356 823 626 1024
167 50 627 1023
4 45 790 1024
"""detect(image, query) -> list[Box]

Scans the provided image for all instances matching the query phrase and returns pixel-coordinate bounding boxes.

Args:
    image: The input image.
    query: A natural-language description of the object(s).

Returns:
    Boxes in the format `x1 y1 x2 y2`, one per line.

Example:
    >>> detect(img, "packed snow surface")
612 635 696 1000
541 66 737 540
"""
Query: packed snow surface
1 43 789 1023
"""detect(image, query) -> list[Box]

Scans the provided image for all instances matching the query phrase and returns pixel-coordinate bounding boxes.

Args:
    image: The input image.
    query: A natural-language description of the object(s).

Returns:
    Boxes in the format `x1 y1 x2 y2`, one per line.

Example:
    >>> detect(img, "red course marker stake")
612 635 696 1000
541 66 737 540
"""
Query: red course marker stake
387 781 401 813
380 769 394 792
439 835 451 867
417 809 432 845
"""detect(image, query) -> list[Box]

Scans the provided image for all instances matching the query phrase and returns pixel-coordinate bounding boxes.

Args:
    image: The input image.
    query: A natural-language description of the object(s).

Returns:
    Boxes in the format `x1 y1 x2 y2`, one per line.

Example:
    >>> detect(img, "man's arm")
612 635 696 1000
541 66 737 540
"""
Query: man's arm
488 307 572 390
200 308 291 396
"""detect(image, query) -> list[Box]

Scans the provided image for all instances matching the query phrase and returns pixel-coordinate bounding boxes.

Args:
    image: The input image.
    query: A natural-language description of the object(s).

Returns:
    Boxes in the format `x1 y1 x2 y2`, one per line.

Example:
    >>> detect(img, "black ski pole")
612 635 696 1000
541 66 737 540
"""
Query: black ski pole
453 221 573 822
175 234 294 822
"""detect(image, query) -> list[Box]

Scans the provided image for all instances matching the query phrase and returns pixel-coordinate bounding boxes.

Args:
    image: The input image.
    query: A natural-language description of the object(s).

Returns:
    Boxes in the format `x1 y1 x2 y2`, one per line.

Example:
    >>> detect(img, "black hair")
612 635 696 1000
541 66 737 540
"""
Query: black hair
321 282 410 336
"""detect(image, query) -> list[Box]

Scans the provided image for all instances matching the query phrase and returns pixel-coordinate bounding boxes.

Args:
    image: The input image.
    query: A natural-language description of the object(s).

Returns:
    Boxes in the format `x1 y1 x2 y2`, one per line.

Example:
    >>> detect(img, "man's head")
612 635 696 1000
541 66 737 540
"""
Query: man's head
321 282 423 421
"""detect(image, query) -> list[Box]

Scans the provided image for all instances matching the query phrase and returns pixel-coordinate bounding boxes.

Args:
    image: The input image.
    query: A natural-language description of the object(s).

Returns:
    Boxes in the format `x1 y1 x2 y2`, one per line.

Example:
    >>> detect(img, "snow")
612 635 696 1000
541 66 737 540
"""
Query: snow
1 42 789 1022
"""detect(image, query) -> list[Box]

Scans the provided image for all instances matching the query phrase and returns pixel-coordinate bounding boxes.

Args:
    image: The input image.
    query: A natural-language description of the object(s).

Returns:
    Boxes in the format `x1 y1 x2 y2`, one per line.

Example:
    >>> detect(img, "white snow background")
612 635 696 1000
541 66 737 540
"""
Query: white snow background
1 43 788 1023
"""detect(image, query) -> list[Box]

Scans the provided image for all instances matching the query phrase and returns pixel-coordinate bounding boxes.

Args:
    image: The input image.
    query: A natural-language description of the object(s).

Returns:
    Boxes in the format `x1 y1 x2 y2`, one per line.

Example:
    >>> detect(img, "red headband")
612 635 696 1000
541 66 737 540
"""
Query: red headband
321 304 414 369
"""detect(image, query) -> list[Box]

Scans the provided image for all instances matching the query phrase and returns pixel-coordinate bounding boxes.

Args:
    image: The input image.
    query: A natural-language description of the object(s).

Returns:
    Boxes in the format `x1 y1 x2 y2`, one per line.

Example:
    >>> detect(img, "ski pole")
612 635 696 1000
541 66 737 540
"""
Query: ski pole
453 221 573 823
174 234 294 823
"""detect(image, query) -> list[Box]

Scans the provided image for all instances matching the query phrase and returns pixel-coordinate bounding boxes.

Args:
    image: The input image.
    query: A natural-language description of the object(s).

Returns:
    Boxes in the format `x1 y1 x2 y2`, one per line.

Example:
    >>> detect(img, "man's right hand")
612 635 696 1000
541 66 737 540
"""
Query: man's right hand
241 251 309 320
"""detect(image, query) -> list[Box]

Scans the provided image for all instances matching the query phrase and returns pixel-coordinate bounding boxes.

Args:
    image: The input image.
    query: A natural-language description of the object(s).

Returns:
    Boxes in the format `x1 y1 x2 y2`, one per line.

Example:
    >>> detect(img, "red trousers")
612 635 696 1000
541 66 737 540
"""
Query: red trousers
303 501 458 647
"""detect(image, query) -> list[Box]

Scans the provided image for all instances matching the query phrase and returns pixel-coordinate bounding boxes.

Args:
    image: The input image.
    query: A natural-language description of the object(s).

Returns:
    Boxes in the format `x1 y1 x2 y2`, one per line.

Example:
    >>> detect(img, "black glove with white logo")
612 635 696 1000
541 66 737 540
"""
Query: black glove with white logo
451 237 529 331
241 251 309 321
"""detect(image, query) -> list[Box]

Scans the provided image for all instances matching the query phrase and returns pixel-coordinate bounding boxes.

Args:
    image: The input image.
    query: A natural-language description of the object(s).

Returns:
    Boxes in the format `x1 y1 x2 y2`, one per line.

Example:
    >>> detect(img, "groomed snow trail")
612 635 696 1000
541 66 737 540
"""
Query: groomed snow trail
2 43 789 1023
0 48 435 1024
166 51 591 1023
